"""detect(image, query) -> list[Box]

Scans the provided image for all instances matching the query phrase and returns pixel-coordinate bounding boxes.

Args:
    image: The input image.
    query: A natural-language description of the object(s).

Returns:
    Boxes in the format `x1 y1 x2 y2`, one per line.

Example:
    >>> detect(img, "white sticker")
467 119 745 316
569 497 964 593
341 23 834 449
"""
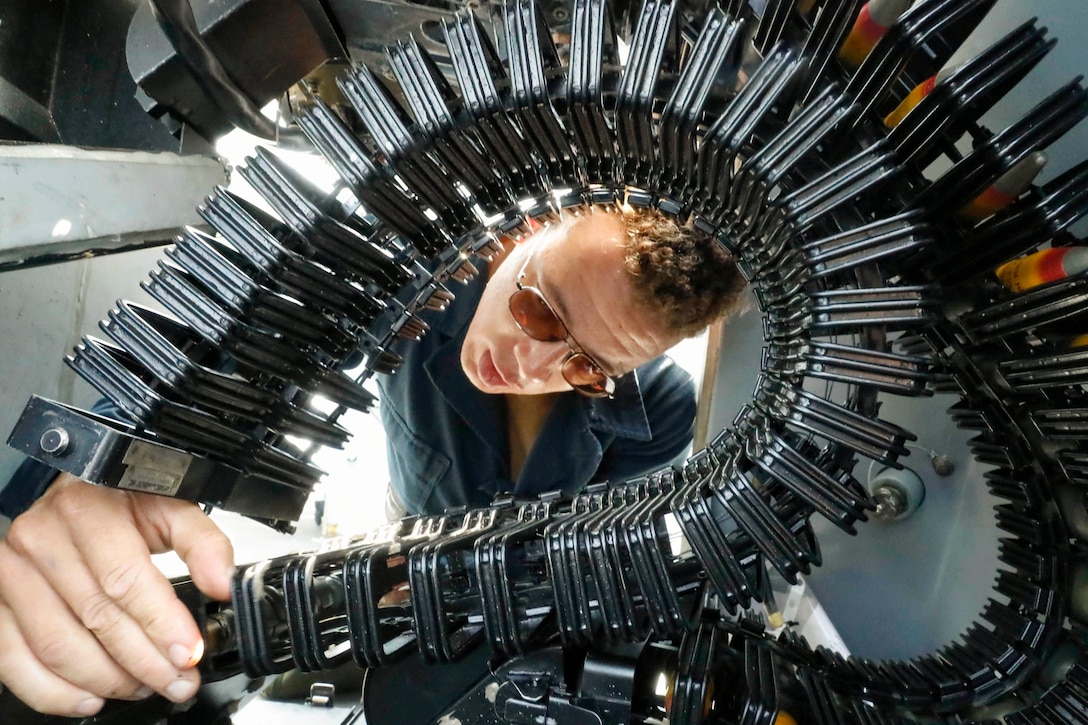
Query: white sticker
118 467 183 496
123 441 193 476
117 441 192 496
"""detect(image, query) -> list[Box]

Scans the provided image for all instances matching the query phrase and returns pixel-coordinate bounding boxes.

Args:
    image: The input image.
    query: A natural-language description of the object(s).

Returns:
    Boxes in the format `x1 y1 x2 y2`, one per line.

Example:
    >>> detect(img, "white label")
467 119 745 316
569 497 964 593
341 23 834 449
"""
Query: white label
117 441 192 496
118 467 183 496
122 441 193 476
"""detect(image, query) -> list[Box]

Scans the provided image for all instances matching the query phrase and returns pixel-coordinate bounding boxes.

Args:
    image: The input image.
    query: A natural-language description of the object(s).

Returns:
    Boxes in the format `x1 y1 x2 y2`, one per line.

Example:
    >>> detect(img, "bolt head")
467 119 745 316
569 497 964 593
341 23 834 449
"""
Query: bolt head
40 427 70 456
872 484 907 520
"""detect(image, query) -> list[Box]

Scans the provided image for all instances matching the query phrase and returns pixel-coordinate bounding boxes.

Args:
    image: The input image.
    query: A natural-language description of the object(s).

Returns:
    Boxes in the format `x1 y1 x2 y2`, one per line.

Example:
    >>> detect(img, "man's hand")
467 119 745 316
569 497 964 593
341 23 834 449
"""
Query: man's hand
0 474 235 717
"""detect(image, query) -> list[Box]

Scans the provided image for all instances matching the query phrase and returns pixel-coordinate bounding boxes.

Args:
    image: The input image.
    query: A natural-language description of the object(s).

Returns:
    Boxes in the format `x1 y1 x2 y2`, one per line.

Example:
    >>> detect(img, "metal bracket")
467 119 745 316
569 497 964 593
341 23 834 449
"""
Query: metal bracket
7 396 310 521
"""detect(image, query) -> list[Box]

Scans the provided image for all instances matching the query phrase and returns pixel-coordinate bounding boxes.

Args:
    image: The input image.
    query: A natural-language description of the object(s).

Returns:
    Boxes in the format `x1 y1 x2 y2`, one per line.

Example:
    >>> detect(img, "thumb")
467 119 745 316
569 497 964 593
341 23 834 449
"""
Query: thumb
148 499 236 602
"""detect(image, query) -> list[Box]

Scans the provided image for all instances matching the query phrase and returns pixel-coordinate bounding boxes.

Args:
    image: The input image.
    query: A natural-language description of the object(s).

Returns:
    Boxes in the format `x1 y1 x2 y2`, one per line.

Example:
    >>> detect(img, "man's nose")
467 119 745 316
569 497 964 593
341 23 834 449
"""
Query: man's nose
514 337 567 383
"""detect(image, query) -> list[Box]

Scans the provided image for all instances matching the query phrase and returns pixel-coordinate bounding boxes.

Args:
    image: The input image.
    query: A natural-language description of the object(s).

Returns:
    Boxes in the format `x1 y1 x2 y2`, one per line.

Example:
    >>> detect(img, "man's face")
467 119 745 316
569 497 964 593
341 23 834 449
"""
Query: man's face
460 211 679 396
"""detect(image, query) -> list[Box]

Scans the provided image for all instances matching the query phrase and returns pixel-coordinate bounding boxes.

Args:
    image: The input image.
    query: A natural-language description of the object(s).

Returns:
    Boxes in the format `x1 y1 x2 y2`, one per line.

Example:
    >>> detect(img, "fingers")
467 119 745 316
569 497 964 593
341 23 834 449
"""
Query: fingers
0 477 224 710
0 538 147 702
142 496 236 602
378 582 411 608
62 487 207 679
0 602 107 717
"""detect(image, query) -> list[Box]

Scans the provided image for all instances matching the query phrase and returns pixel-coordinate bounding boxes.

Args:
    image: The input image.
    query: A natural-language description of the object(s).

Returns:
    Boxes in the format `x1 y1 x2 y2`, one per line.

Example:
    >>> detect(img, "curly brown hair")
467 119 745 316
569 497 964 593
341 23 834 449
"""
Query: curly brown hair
619 205 747 339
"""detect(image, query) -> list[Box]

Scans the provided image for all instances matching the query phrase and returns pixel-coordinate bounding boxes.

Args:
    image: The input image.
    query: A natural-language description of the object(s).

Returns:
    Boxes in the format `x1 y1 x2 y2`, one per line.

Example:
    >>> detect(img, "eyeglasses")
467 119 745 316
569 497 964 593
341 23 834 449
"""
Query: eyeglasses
508 250 616 398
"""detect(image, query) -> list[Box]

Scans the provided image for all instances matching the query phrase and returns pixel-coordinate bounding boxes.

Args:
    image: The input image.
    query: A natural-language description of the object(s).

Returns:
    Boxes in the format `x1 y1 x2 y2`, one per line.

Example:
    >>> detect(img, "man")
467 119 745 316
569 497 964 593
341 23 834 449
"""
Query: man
381 205 744 517
0 203 744 717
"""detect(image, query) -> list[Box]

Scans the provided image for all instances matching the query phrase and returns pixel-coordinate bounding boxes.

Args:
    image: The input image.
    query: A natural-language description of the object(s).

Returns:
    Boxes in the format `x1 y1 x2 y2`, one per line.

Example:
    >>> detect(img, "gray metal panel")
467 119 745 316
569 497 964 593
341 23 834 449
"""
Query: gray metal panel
0 144 226 268
706 312 1005 659
806 395 1001 660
